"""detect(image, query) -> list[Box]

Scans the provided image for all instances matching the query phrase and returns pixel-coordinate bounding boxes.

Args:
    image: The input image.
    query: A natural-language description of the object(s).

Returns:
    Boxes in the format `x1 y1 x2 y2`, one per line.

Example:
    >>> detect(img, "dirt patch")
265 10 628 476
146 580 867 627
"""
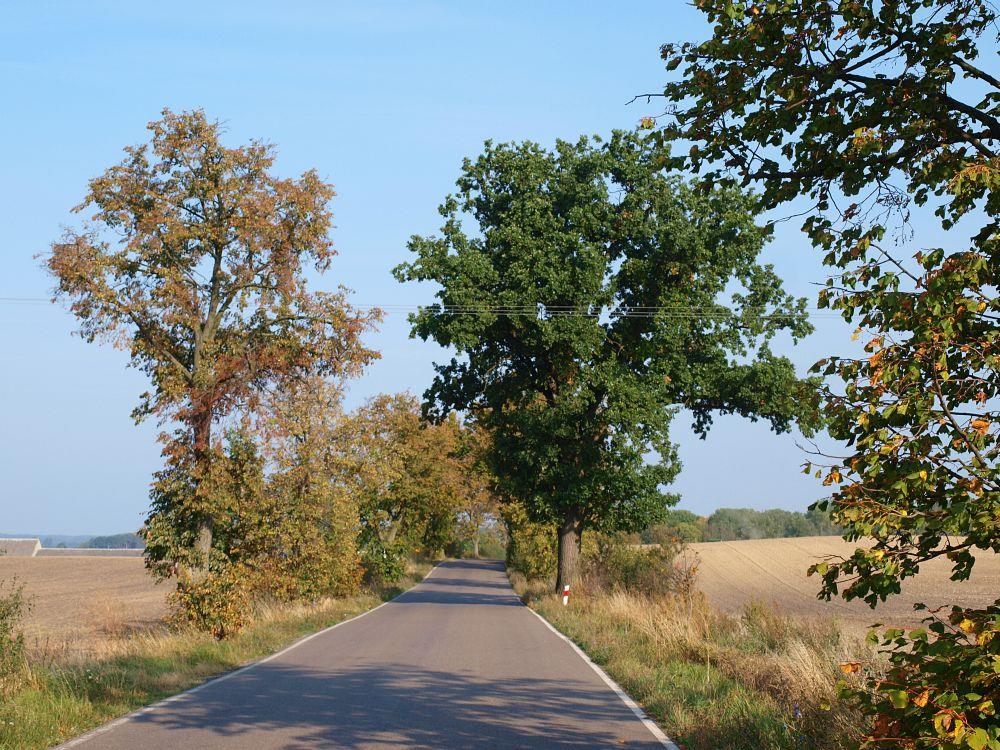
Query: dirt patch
0 556 168 654
689 536 999 634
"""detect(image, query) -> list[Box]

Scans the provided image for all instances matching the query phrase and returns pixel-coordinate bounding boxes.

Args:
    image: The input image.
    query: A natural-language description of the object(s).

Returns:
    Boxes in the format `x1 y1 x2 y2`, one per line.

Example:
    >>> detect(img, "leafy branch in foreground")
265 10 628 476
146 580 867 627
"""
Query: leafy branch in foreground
658 1 1000 745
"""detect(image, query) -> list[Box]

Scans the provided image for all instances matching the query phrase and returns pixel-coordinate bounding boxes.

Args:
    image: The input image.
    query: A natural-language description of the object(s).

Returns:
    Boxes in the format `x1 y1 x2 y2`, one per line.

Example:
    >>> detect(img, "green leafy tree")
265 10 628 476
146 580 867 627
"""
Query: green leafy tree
81 533 144 549
395 131 819 591
642 509 706 544
701 506 834 540
659 1 1000 745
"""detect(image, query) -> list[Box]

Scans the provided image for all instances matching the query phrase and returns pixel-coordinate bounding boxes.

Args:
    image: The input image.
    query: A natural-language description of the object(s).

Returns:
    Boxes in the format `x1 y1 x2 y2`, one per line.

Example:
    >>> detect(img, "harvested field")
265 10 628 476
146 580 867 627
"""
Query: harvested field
0 556 168 654
689 535 1000 634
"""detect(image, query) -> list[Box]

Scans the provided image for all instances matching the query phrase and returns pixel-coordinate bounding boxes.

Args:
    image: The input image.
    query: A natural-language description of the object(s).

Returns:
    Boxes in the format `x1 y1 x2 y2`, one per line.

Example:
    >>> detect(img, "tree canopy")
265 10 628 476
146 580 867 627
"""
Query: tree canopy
47 110 379 629
396 130 820 589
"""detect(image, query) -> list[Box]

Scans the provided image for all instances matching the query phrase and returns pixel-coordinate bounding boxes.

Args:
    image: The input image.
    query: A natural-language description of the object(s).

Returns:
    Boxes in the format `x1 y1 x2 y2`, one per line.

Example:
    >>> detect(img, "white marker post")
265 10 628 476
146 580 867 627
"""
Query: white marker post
562 584 570 606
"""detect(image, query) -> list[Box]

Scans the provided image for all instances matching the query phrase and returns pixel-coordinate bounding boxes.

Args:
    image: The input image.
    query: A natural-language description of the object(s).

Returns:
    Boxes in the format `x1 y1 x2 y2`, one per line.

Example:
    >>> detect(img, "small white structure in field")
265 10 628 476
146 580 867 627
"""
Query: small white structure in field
0 538 41 557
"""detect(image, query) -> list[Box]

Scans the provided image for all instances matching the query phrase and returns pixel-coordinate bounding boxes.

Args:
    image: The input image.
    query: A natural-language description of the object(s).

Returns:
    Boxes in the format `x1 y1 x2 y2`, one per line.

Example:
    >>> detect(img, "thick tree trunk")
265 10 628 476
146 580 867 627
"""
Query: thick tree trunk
191 409 214 572
472 536 480 559
555 507 582 594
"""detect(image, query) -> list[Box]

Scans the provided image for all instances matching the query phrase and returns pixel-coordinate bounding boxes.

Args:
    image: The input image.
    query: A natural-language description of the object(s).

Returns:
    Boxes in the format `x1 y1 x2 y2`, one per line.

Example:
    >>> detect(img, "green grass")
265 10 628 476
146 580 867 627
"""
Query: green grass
510 572 874 750
1 562 433 750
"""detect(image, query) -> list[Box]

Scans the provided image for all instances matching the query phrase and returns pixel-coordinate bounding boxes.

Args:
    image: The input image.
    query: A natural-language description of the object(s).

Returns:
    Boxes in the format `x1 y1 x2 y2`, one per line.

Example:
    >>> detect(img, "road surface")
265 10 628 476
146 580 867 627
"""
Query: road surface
58 559 670 749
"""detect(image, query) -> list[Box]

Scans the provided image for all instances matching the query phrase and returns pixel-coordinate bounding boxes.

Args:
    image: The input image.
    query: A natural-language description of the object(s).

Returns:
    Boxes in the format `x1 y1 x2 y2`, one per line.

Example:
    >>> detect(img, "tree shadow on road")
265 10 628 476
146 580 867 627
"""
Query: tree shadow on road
127 660 663 748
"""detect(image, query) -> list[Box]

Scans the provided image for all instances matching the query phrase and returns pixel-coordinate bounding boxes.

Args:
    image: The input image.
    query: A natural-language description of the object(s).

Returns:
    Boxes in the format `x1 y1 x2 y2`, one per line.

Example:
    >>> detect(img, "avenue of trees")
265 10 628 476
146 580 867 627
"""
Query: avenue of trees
43 3 1000 741
46 110 820 630
46 111 501 636
659 0 1000 746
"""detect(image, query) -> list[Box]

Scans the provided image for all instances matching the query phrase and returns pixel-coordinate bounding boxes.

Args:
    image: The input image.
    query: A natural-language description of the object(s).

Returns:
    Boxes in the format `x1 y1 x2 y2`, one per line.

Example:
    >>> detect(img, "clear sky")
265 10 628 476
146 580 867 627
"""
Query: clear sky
0 1 853 534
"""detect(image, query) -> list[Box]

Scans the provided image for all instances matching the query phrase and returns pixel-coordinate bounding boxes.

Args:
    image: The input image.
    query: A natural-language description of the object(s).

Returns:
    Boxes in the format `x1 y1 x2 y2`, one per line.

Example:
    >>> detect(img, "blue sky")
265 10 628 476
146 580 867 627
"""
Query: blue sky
0 1 852 534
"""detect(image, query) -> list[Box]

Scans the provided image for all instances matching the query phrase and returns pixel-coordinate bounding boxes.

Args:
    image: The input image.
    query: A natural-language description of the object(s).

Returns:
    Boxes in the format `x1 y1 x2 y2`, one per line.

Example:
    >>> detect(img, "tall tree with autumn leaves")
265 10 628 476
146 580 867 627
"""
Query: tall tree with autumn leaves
46 110 379 598
659 1 1000 745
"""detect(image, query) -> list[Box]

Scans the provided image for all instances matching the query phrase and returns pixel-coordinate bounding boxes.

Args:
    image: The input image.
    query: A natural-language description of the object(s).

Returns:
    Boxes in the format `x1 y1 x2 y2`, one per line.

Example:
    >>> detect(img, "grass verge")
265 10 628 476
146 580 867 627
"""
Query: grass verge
1 560 433 750
509 571 877 750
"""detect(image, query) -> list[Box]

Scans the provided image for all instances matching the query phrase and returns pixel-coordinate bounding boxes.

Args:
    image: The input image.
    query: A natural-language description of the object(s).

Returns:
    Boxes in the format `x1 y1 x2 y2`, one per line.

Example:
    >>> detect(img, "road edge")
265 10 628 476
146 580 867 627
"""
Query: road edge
519 597 681 750
52 563 441 749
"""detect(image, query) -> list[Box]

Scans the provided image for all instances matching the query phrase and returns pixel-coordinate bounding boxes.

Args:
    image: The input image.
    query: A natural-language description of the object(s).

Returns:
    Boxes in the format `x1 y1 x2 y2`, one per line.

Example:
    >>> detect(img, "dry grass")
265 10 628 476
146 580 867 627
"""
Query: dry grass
510 569 880 750
690 536 1000 634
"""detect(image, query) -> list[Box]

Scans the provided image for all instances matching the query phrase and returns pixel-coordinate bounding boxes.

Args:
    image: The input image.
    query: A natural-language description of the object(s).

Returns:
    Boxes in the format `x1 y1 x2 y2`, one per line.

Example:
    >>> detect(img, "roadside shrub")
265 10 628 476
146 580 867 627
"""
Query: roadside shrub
503 501 556 580
583 534 694 598
169 568 254 640
360 538 408 585
0 578 30 695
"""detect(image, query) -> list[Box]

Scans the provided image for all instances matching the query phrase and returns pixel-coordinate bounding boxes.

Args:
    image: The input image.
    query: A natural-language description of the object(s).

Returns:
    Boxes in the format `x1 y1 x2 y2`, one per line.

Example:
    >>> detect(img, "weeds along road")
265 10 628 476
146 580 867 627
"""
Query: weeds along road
57 559 672 749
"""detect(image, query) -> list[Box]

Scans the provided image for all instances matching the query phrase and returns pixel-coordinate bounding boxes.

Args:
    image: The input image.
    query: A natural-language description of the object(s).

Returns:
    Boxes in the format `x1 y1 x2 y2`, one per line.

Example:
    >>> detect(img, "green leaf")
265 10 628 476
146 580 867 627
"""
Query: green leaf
888 690 909 709
967 728 989 750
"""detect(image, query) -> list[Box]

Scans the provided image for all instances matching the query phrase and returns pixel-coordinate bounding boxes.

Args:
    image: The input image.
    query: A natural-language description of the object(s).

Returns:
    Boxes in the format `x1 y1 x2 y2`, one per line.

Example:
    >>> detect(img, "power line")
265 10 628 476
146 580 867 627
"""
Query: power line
0 297 844 319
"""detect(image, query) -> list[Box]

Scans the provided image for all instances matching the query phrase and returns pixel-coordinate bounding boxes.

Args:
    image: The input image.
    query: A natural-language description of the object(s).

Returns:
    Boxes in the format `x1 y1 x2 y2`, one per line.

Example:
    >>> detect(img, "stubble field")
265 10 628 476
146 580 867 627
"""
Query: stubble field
690 535 1000 633
0 556 168 654
5 537 998 654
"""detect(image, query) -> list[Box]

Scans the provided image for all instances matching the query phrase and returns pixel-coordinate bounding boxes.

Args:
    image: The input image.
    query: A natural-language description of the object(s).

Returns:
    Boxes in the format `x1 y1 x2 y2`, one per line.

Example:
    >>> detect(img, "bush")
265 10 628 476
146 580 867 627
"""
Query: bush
582 534 696 598
169 568 254 640
359 538 408 585
503 502 556 580
0 579 30 696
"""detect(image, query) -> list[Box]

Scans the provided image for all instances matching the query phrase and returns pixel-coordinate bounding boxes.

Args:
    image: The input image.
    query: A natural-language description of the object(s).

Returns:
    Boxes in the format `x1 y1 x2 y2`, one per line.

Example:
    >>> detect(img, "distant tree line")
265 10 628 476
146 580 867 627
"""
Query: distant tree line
81 533 144 550
640 507 840 545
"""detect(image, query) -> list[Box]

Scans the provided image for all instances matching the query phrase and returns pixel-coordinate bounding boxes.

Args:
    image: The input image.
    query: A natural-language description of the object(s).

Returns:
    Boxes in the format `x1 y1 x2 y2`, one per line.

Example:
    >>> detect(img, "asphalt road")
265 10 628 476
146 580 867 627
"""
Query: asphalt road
58 559 671 749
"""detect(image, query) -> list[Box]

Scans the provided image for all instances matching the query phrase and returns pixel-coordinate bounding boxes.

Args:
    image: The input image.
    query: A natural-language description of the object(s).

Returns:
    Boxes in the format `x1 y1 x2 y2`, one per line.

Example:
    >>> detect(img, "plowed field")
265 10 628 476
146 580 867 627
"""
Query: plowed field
0 556 167 652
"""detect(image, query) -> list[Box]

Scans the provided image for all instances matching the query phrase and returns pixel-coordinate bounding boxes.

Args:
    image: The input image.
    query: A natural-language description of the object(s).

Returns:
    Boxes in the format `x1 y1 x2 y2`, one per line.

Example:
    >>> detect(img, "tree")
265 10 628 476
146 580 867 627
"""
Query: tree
46 110 379 584
453 424 501 558
642 509 706 544
259 375 363 599
341 393 464 577
395 131 819 591
659 2 1000 744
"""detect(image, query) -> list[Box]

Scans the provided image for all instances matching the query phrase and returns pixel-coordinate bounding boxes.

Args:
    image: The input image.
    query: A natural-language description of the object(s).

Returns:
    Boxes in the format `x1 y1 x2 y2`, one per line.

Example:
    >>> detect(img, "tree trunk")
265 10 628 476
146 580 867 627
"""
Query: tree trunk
472 536 480 559
191 409 214 572
555 507 582 594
